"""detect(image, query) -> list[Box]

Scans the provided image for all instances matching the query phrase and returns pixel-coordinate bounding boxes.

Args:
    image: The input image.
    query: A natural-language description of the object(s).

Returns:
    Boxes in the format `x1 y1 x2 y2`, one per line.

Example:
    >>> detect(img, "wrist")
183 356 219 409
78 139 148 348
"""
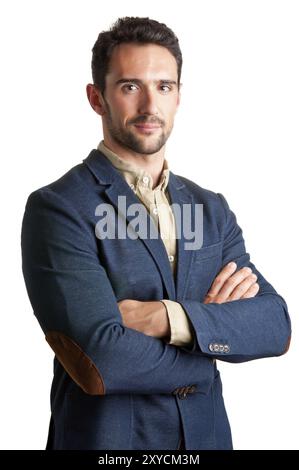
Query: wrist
155 301 170 339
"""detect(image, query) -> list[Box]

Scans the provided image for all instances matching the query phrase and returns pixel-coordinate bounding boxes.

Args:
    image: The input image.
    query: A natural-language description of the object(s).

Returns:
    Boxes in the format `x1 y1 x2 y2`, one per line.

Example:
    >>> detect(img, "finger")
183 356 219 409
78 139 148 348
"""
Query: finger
241 282 260 299
207 262 238 298
117 299 136 314
216 266 253 301
228 274 258 301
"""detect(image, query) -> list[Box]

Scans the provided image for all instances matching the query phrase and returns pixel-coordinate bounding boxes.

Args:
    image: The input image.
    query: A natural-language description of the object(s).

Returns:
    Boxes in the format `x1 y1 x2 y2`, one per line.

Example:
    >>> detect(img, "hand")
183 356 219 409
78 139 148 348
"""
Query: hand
117 299 170 339
204 262 259 304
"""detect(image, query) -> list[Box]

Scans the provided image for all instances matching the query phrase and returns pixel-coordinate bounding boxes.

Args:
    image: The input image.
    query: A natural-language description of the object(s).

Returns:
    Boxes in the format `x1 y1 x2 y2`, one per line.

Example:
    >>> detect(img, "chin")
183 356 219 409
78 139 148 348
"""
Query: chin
138 145 164 155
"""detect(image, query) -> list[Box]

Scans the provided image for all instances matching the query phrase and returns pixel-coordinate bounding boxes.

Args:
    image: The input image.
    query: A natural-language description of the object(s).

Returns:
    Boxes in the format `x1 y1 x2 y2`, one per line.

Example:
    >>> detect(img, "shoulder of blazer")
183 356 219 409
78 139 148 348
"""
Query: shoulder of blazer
27 150 118 205
170 173 228 218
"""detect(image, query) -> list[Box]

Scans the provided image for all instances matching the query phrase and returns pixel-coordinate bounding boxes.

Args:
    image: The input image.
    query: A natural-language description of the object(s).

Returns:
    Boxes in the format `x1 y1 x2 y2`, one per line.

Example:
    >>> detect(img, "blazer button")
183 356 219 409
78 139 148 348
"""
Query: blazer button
223 344 230 353
172 387 183 397
179 387 189 399
173 386 191 399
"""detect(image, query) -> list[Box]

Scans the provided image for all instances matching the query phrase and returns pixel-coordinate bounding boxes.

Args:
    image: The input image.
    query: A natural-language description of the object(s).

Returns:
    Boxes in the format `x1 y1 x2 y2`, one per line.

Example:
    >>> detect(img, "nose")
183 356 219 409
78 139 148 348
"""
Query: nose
138 88 159 116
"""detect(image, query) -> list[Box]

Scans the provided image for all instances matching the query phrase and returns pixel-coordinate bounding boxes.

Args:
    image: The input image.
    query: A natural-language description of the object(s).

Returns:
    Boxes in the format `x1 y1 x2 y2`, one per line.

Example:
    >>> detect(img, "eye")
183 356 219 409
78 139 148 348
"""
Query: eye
160 84 172 93
122 83 139 93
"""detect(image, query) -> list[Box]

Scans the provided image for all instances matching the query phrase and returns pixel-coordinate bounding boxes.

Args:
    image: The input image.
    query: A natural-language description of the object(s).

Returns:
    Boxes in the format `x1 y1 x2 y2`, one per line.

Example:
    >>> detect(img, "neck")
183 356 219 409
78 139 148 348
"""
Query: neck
103 135 166 188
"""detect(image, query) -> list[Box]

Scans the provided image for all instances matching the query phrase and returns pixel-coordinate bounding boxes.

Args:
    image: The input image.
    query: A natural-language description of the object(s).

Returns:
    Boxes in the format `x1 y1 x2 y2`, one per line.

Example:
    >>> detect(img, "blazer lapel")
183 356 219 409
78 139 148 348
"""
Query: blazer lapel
167 173 196 300
84 150 176 300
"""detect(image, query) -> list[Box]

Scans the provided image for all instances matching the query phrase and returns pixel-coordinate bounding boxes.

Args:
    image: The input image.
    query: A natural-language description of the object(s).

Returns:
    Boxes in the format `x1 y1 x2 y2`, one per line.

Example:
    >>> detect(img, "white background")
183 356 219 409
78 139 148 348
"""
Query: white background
0 0 298 450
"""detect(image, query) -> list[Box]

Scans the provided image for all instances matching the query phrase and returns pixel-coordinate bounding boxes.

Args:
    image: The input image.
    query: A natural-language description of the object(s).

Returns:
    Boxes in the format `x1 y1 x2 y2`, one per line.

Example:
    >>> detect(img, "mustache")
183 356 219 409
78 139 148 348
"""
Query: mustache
129 116 164 126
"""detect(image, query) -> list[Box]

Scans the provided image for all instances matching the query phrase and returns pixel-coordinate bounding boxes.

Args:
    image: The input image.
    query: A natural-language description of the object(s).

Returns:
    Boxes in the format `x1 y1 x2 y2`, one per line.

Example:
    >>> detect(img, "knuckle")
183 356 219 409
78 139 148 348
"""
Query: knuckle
236 285 246 295
248 283 259 295
233 286 245 298
250 282 258 289
244 266 252 272
242 267 252 275
226 278 234 288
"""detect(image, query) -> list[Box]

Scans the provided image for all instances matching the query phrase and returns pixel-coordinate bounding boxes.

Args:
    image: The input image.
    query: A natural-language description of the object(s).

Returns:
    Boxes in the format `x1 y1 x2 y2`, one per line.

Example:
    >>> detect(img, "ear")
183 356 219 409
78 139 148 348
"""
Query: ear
86 84 106 116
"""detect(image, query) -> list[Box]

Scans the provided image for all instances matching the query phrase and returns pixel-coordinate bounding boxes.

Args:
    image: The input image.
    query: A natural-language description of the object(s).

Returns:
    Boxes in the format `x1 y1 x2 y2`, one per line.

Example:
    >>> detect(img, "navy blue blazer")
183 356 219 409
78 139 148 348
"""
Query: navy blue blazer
21 149 291 450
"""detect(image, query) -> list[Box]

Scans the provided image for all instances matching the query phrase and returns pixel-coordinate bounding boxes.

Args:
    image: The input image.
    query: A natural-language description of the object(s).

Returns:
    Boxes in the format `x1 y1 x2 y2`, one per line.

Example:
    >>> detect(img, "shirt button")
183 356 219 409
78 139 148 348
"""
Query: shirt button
168 255 174 263
129 183 135 190
142 176 149 185
153 207 158 215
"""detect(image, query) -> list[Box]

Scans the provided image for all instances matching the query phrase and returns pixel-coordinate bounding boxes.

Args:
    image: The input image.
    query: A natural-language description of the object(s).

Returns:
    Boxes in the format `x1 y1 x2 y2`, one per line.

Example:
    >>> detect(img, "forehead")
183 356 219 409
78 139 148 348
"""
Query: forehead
106 43 178 81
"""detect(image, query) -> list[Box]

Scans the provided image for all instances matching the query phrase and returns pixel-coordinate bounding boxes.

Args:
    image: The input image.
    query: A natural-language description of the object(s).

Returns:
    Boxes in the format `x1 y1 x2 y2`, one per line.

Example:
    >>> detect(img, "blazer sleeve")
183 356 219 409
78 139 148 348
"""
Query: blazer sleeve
21 188 214 396
178 193 292 362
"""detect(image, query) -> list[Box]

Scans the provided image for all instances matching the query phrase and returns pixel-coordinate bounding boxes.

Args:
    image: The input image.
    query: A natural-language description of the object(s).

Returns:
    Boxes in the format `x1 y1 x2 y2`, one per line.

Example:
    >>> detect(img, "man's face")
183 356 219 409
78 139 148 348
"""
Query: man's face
101 43 180 155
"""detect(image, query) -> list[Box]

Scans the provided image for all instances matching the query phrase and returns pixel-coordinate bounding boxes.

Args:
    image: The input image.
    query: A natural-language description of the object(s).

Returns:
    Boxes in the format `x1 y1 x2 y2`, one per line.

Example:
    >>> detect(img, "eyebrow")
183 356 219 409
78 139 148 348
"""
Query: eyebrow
115 78 178 86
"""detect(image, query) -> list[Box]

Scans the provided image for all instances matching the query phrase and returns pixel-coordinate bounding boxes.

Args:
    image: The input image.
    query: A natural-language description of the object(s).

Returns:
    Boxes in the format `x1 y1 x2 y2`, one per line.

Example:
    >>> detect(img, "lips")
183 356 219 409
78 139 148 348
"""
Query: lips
133 123 161 135
134 124 161 129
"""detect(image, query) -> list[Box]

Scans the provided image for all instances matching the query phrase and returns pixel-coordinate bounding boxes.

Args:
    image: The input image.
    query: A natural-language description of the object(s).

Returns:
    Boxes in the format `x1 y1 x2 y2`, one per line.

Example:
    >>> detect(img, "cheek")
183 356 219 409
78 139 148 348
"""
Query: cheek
163 100 179 122
112 98 138 123
164 111 176 130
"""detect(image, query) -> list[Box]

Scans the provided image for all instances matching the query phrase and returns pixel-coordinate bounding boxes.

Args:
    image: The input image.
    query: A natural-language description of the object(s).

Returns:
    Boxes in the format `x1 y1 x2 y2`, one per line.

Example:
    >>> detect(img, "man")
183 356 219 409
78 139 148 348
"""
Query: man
21 17 291 450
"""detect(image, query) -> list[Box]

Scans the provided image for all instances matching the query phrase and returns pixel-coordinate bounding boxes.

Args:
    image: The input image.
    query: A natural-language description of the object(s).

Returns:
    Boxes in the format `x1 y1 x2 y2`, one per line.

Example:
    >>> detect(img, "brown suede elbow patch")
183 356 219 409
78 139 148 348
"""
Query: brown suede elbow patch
46 331 105 395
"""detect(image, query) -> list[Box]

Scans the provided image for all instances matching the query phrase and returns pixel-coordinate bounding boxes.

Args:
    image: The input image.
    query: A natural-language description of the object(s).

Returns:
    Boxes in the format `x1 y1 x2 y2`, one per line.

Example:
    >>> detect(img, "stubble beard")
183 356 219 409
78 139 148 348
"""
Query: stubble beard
104 103 172 156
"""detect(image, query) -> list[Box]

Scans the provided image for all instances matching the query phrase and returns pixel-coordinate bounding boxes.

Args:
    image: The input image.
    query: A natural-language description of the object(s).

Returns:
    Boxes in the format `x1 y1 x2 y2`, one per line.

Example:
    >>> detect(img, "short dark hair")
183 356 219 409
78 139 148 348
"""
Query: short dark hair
91 17 182 93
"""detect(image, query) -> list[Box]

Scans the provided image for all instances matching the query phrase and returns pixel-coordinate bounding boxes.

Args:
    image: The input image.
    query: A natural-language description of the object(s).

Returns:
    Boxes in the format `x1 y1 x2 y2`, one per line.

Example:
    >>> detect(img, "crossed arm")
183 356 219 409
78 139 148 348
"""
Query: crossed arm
22 188 291 396
118 262 260 341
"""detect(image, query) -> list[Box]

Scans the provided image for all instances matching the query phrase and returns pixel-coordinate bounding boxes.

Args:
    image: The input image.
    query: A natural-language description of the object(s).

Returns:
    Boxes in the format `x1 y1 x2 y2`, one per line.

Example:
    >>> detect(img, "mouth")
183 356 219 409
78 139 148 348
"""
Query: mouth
133 124 161 134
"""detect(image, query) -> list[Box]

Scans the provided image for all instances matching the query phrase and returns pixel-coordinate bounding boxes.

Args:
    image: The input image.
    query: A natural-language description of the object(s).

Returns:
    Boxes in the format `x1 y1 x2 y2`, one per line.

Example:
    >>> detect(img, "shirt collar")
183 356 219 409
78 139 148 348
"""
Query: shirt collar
97 140 170 192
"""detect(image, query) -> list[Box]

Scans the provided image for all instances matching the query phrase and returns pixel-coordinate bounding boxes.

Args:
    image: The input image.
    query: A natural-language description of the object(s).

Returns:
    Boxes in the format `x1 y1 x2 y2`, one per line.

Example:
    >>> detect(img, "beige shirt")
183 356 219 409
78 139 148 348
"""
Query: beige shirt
98 141 193 347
